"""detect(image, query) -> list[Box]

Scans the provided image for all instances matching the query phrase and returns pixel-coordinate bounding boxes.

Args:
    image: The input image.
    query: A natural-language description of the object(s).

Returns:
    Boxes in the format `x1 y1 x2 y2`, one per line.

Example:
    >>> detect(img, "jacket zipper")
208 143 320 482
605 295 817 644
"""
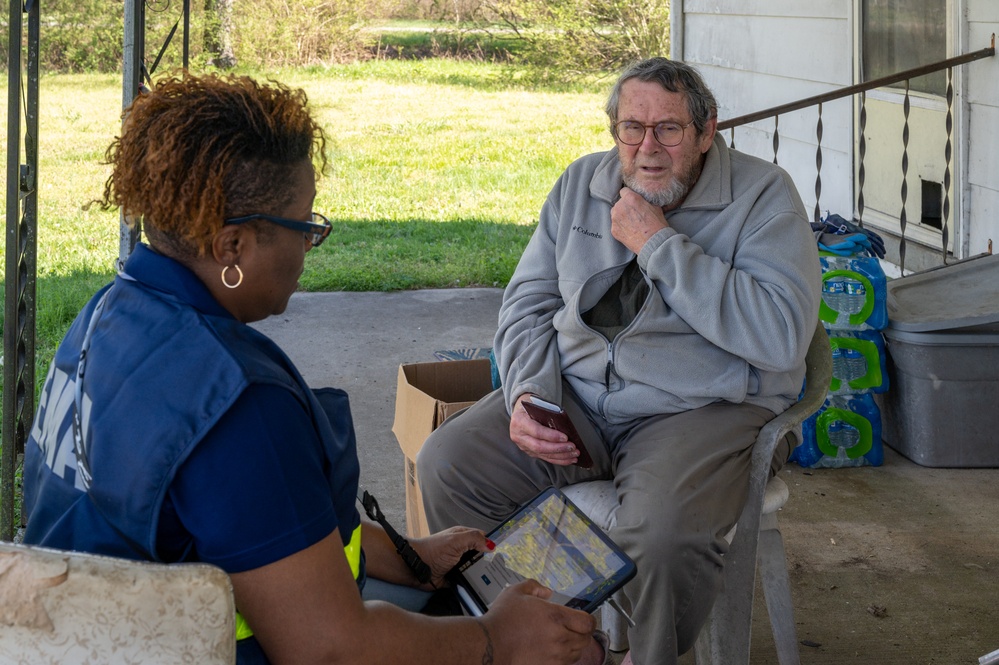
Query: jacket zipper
597 340 621 418
605 342 616 391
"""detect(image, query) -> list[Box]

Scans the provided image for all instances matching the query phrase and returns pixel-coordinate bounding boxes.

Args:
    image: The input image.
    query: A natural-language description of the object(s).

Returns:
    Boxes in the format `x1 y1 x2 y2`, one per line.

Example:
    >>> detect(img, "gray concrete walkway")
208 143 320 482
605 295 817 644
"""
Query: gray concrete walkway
253 288 999 665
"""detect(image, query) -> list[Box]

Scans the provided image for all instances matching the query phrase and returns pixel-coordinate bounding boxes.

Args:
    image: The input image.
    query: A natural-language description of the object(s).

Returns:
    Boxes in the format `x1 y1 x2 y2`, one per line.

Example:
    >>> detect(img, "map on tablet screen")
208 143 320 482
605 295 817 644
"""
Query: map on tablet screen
448 487 635 616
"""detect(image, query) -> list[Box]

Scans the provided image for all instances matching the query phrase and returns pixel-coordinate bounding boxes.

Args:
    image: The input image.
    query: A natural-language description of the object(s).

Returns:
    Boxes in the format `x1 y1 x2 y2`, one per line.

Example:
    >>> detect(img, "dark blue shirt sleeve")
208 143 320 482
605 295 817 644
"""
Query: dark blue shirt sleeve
160 383 339 573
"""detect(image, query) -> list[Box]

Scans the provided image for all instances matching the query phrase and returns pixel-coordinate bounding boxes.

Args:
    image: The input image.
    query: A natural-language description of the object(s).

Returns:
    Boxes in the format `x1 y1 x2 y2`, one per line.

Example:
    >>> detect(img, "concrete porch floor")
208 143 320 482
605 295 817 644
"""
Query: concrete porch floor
253 287 999 665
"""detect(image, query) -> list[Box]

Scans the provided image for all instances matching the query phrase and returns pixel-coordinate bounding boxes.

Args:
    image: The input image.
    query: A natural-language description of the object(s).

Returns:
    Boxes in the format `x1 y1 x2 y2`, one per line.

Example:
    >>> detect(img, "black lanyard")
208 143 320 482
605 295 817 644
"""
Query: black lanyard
360 490 432 585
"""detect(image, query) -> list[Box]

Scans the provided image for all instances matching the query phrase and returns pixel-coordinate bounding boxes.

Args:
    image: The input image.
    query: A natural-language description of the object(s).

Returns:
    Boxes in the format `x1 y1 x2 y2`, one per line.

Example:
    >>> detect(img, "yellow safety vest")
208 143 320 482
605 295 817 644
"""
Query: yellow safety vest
236 523 363 641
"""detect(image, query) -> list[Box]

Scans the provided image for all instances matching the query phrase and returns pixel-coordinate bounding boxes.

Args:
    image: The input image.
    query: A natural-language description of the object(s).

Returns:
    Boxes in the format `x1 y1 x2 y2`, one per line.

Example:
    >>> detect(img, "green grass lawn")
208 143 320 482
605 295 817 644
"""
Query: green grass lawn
1 59 614 391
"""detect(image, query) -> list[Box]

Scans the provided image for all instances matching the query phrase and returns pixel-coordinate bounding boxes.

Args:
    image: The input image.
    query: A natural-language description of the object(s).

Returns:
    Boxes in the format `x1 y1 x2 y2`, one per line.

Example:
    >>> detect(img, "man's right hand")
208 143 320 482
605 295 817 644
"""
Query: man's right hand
509 394 581 466
483 580 596 665
611 186 670 254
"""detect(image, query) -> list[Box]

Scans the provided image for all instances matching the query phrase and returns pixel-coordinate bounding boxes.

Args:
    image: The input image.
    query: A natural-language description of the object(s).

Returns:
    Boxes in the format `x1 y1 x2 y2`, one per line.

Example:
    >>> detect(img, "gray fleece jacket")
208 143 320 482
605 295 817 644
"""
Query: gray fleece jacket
495 135 821 425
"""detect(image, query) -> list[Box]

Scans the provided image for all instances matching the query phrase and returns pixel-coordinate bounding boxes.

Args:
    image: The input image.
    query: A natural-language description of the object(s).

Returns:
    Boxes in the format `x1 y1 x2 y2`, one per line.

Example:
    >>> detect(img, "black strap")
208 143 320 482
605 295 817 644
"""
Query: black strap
360 490 432 585
148 18 180 77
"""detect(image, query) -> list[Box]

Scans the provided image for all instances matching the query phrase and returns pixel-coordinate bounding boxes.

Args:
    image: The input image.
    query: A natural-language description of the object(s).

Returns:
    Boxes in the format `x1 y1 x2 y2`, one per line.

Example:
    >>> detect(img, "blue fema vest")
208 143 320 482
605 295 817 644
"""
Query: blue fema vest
23 249 361 564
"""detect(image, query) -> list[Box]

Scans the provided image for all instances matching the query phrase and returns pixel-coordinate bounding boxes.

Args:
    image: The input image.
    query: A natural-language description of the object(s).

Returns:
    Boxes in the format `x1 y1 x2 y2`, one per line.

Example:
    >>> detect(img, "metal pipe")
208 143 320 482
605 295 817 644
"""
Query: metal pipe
23 0 41 506
119 0 144 267
183 0 190 68
2 0 25 544
718 41 996 131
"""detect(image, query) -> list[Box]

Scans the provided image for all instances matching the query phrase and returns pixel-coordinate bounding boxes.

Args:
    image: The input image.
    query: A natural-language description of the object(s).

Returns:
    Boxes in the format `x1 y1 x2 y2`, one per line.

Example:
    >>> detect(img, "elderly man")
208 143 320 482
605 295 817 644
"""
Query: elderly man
418 57 820 665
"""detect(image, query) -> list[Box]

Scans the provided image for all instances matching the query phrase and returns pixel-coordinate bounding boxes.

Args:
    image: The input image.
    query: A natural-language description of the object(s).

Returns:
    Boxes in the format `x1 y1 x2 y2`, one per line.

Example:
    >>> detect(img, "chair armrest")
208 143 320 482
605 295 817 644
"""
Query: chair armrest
751 323 832 479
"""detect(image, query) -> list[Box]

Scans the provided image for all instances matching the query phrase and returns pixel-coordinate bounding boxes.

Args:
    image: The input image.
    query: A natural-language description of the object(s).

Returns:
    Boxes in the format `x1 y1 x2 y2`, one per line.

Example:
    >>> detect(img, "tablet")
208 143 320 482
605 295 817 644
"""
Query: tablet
447 487 636 616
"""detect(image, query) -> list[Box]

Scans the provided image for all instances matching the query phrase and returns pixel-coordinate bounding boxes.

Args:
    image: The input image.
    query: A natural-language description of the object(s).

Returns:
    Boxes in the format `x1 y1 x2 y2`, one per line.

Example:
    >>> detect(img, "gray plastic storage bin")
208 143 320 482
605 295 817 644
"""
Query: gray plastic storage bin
880 253 999 467
881 328 999 467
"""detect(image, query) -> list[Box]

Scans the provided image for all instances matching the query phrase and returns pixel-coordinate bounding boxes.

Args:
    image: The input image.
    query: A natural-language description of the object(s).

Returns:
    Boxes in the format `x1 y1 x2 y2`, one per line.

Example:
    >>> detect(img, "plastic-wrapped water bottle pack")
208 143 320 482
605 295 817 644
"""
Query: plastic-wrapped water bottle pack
793 213 889 469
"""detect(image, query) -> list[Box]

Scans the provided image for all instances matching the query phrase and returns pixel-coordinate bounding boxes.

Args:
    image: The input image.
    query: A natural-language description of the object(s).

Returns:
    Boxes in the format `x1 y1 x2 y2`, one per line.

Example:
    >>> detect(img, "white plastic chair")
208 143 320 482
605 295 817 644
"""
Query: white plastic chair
0 541 236 665
564 323 831 664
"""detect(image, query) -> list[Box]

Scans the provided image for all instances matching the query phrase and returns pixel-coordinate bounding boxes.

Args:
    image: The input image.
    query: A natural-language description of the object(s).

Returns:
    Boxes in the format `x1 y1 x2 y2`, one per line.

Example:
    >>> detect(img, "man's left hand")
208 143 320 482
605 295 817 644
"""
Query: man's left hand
411 527 494 589
510 394 581 466
611 186 669 254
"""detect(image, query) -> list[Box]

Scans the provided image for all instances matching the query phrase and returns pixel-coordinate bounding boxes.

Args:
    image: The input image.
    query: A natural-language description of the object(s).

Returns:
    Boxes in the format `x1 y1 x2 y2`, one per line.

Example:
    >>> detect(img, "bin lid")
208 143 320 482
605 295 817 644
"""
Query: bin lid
887 253 999 332
884 327 999 345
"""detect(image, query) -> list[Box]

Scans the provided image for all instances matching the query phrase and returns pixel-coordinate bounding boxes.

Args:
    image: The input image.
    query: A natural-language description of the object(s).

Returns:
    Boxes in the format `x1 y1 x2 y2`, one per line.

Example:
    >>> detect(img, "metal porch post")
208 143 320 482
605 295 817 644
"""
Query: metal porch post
3 0 40 541
119 0 145 267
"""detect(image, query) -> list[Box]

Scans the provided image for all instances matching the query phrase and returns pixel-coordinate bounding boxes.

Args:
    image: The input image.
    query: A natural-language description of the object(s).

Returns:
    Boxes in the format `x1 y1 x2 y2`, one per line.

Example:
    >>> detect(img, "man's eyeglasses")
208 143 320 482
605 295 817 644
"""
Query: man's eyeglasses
613 120 694 147
224 212 332 247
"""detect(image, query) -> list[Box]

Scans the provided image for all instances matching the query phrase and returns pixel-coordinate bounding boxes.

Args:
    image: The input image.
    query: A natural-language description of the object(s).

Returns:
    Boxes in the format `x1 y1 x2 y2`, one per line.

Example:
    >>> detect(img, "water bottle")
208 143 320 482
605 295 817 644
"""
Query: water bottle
822 279 847 313
794 394 884 468
843 279 867 314
827 419 861 450
844 347 866 380
831 347 868 384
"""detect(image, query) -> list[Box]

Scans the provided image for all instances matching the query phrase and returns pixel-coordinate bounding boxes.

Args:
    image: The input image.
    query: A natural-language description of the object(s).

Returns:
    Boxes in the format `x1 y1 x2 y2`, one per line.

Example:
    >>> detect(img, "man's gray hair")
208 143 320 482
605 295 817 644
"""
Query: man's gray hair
605 57 718 137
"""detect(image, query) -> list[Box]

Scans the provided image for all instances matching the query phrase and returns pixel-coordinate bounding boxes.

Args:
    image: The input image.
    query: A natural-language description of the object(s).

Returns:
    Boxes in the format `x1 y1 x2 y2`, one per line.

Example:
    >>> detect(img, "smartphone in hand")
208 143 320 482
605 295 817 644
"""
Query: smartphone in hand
521 396 594 468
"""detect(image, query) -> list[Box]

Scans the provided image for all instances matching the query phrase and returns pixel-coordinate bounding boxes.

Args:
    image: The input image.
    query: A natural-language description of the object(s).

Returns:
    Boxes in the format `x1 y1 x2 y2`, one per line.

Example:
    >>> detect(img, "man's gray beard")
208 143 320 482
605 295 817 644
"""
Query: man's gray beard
623 174 690 208
623 161 703 209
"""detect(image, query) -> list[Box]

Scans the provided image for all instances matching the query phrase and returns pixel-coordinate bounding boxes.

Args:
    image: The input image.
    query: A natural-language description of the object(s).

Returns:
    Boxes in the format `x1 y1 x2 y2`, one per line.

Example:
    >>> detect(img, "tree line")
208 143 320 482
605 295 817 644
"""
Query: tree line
1 0 670 77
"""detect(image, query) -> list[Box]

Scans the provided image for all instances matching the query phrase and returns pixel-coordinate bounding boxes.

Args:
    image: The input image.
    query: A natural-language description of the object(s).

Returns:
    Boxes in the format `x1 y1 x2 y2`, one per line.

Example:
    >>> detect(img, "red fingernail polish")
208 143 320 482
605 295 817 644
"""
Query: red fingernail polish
486 539 496 550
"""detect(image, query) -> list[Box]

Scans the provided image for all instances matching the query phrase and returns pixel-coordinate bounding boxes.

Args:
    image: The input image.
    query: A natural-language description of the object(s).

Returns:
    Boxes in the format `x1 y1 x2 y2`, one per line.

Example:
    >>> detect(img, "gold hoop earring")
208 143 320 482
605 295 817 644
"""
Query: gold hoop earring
221 265 244 289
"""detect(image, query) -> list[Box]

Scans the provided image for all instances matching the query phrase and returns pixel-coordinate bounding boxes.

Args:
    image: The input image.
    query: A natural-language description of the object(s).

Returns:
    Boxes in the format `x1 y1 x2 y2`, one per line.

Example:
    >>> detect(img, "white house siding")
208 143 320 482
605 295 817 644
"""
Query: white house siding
678 0 998 259
966 2 999 257
680 1 855 222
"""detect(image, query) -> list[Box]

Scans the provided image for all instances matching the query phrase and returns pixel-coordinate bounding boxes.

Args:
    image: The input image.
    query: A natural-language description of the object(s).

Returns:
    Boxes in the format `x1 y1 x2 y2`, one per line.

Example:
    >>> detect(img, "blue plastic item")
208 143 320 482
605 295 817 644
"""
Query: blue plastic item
818 234 872 256
819 254 889 331
811 213 886 259
794 393 884 468
488 348 502 390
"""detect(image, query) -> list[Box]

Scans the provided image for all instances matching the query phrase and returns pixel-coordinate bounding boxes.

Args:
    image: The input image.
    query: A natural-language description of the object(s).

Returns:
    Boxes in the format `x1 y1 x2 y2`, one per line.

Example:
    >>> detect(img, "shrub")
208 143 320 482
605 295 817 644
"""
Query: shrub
41 0 124 73
386 0 486 22
479 0 671 80
1 0 206 74
231 0 383 68
0 0 395 73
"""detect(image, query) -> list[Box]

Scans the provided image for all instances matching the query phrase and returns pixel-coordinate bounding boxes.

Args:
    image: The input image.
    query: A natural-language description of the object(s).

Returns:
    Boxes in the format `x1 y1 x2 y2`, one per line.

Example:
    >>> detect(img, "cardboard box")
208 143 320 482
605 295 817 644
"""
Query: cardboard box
392 359 495 537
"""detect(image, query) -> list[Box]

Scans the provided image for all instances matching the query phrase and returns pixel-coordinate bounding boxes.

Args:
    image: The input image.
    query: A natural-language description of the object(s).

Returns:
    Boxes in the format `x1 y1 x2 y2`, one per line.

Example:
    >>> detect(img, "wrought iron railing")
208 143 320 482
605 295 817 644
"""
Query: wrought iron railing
716 35 995 275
